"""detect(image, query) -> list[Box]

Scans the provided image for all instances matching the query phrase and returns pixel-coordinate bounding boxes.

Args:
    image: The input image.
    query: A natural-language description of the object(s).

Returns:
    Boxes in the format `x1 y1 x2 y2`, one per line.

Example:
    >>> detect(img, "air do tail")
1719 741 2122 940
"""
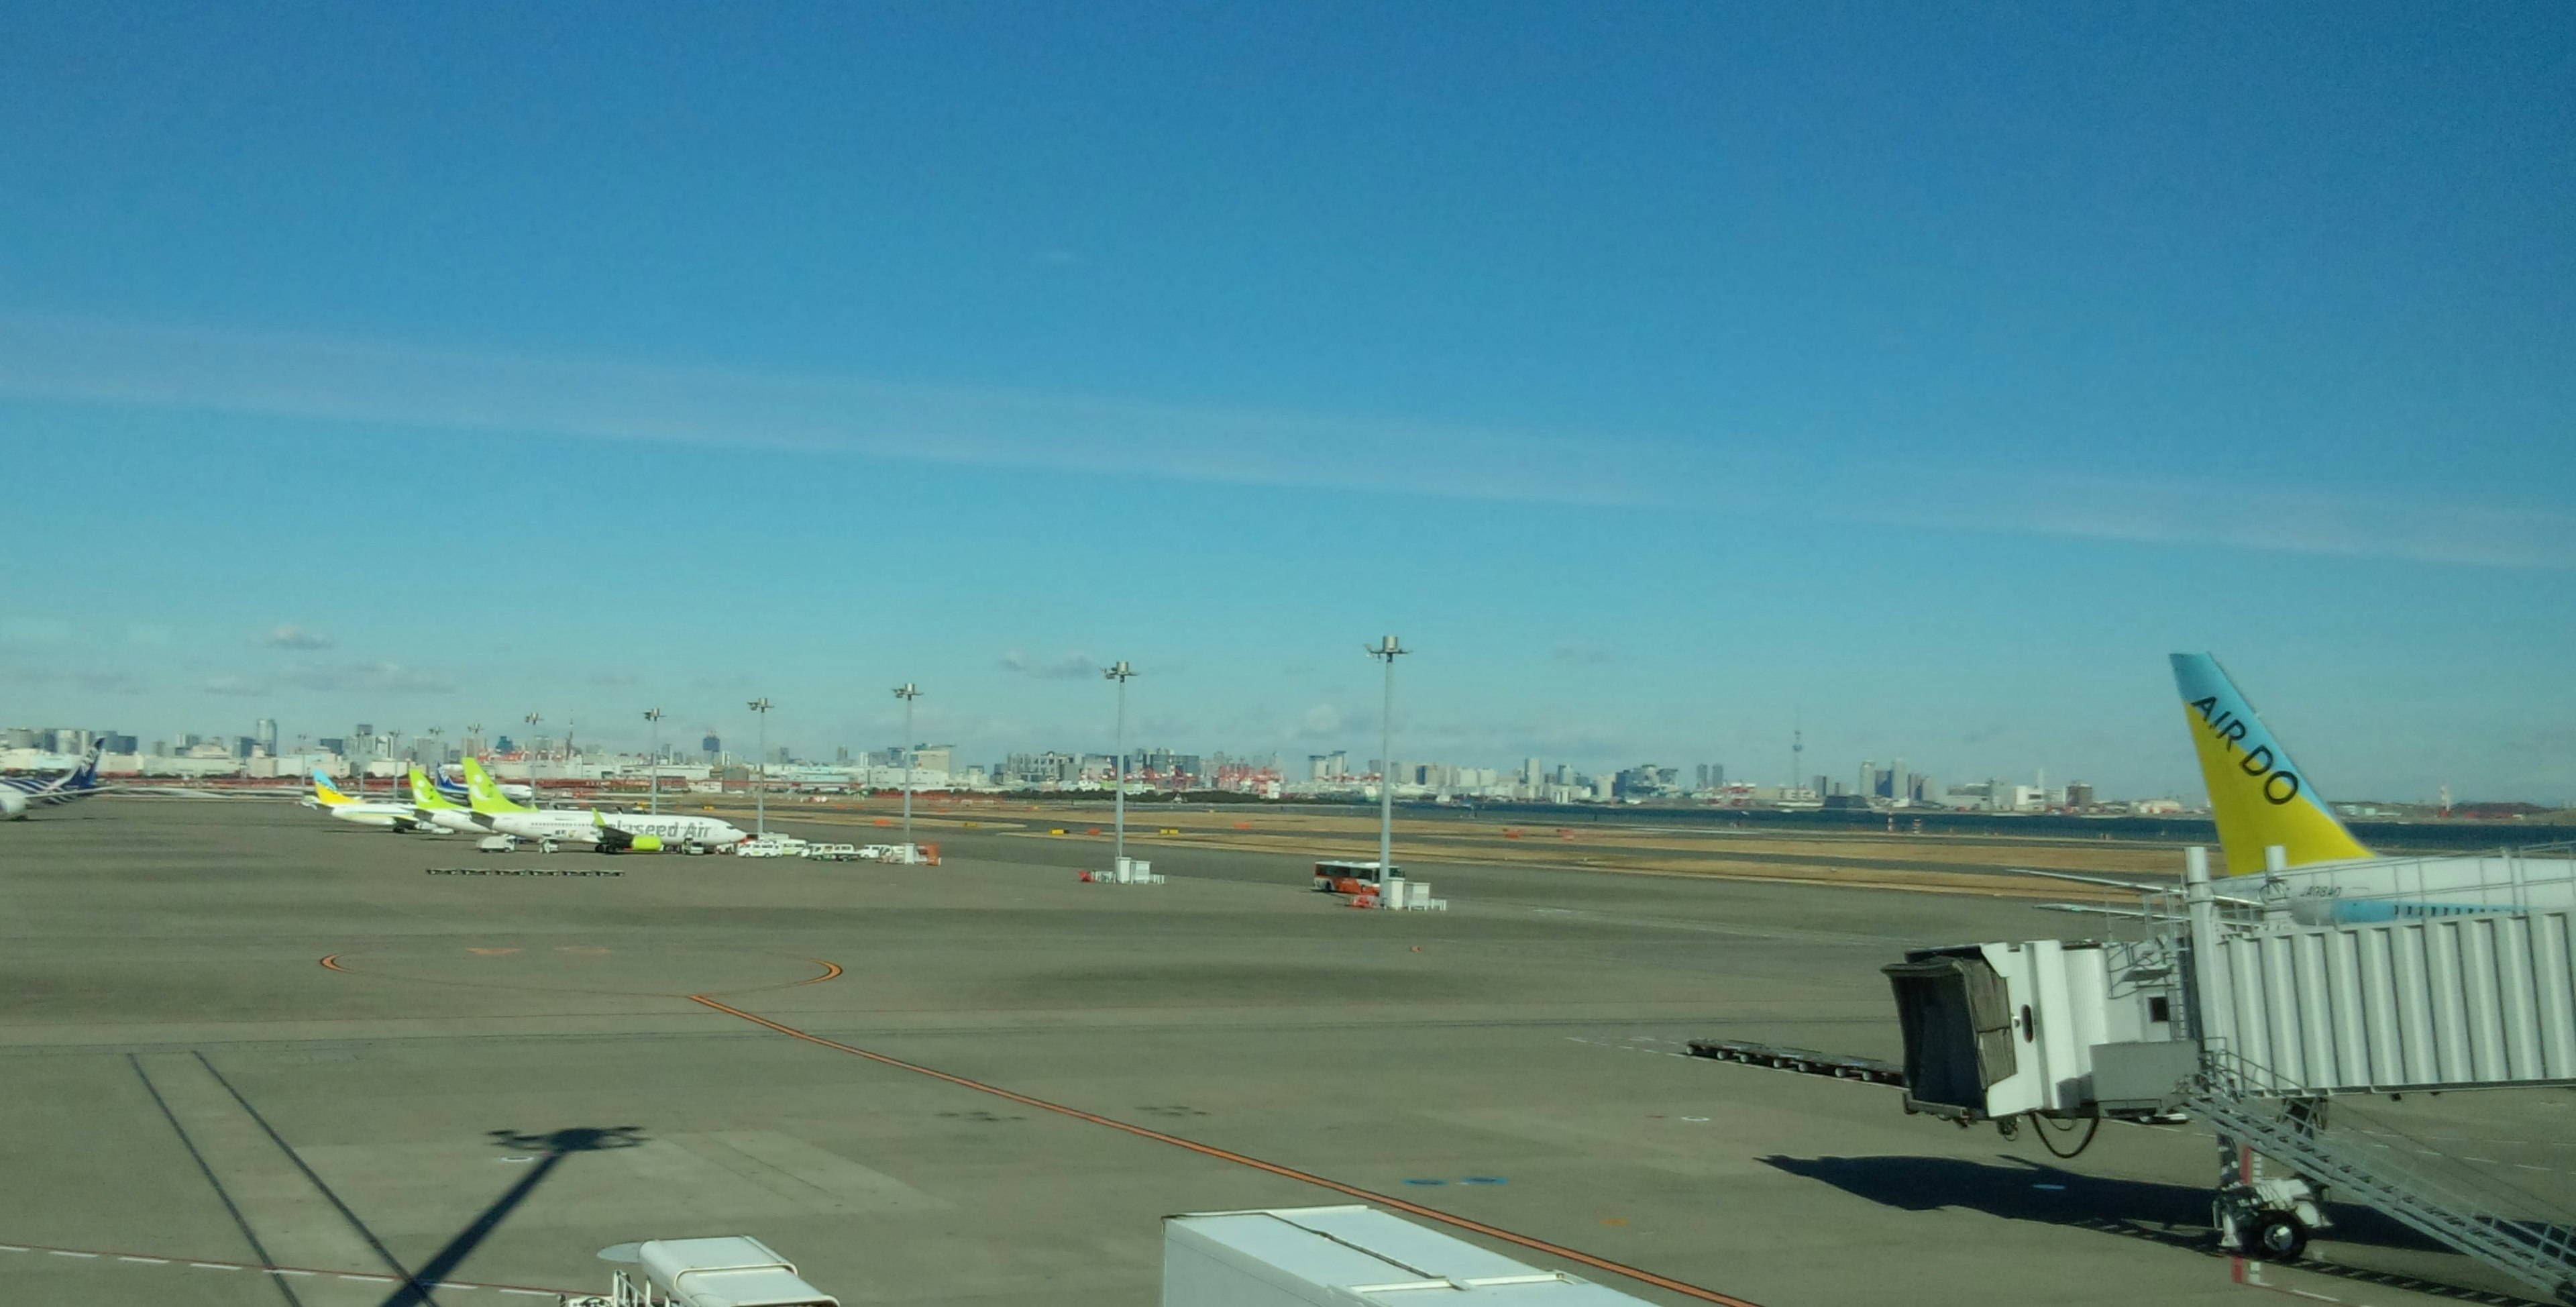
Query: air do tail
460 757 531 814
311 769 353 806
2169 654 2373 874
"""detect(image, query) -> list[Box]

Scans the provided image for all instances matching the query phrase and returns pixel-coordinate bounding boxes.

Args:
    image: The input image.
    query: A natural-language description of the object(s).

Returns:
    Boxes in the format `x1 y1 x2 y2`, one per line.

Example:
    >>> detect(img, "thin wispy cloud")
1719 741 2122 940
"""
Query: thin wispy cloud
1 313 2569 571
1000 651 1097 680
284 661 457 695
258 624 334 650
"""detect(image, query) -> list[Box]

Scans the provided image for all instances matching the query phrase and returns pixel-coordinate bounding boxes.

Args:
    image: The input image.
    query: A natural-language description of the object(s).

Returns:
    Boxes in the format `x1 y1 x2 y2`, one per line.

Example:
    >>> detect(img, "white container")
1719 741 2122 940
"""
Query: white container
1163 1206 1650 1306
610 1235 837 1306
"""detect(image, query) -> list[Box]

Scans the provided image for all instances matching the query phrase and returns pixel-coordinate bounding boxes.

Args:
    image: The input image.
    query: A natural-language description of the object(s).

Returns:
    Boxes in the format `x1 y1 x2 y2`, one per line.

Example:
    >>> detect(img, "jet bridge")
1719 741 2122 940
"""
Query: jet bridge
1706 842 2576 1302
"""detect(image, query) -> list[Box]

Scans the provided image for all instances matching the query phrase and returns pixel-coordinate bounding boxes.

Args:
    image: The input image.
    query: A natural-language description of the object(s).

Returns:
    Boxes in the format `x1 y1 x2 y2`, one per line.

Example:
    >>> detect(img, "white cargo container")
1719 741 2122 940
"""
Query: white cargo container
1163 1206 1651 1307
596 1235 836 1307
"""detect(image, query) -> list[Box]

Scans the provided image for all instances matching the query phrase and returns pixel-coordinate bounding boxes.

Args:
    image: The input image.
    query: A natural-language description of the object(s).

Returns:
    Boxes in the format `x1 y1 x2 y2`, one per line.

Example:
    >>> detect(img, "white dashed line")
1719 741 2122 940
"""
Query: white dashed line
0 1239 579 1296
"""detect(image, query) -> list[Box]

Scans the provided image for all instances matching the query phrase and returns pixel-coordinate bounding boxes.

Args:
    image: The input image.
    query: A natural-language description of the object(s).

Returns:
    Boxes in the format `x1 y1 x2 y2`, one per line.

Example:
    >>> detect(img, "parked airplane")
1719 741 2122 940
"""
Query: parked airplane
2169 652 2561 919
432 763 532 806
2035 656 2555 925
459 757 749 853
1 741 107 819
409 766 498 835
310 770 438 832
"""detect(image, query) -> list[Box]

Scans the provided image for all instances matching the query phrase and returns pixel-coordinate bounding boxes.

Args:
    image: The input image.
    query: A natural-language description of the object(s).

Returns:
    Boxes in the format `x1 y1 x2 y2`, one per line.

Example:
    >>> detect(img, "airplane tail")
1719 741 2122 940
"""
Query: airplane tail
460 757 532 814
66 739 105 789
2169 654 2374 874
408 765 459 811
311 769 354 806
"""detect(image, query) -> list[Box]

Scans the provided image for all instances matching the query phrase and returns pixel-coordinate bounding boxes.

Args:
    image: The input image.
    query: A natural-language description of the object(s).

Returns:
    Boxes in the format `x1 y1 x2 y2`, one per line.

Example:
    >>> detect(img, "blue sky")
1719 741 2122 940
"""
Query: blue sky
3 2 2571 802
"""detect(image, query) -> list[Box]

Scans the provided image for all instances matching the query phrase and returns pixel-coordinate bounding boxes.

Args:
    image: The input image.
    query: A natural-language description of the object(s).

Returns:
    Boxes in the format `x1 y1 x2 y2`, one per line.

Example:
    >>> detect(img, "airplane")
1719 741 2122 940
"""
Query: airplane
309 770 440 832
408 765 498 835
432 763 532 806
459 756 749 853
2031 656 2553 925
1 740 108 819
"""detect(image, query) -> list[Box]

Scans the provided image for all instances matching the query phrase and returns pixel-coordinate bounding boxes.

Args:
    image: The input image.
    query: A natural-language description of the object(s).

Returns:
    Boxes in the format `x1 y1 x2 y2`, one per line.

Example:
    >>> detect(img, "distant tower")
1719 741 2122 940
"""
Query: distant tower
1791 727 1803 792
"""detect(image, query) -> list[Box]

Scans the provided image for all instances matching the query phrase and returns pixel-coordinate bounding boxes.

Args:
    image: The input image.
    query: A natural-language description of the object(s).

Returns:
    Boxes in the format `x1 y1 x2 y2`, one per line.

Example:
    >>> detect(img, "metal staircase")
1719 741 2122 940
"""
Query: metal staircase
2189 1050 2576 1304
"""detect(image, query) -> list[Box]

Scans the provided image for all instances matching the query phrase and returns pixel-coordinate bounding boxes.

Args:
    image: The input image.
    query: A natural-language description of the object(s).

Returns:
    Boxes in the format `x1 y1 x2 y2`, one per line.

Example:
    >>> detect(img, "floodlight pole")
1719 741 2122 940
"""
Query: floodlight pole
643 709 664 815
1103 662 1134 869
892 683 920 849
524 713 541 803
1366 637 1408 878
748 698 773 836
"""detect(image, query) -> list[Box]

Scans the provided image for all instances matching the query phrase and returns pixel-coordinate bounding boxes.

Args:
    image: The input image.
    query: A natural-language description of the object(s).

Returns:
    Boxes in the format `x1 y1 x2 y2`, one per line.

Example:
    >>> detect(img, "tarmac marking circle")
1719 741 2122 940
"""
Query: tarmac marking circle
317 951 841 998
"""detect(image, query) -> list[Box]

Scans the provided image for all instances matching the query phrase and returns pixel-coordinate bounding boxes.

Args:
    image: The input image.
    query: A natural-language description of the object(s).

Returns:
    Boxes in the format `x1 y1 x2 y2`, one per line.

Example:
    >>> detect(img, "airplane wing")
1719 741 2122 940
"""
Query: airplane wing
2005 866 2265 909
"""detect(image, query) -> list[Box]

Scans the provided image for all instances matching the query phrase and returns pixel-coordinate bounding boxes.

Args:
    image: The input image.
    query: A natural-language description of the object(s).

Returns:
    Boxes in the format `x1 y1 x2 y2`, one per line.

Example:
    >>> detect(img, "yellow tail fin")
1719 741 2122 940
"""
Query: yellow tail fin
2169 654 2373 873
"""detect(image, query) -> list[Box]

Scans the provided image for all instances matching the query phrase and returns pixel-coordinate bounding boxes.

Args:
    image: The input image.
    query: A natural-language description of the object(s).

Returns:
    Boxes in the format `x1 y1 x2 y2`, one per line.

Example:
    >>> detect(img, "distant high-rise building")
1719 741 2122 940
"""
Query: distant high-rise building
255 719 278 755
700 733 720 762
1523 757 1542 787
2066 780 2096 810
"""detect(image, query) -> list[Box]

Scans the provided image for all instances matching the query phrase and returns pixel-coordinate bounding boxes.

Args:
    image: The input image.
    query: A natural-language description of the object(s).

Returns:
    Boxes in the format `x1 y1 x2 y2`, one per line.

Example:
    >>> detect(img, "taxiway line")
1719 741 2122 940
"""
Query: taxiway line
686 992 1766 1307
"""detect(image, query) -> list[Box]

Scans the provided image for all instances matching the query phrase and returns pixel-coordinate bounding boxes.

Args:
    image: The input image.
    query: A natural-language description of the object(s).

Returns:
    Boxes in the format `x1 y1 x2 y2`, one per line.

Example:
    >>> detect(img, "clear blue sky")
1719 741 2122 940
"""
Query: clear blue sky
3 2 2571 802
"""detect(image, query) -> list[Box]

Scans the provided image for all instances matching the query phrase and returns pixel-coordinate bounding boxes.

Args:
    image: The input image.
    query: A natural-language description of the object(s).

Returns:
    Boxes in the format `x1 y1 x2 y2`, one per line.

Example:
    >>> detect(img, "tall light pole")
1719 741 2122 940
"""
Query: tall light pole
1365 636 1408 878
643 709 664 815
1102 662 1134 870
523 713 541 801
892 683 920 849
747 698 772 836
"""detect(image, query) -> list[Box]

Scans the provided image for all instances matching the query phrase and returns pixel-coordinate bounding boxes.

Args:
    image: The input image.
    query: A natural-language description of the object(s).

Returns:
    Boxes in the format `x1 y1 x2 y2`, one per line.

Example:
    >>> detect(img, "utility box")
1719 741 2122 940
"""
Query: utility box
599 1235 837 1307
1163 1206 1649 1306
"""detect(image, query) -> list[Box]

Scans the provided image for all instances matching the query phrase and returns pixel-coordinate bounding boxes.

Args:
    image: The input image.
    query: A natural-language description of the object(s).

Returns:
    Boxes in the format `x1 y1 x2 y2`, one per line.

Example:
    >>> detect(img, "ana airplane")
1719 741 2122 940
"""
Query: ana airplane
310 770 439 832
459 757 749 853
1 741 107 819
432 763 531 806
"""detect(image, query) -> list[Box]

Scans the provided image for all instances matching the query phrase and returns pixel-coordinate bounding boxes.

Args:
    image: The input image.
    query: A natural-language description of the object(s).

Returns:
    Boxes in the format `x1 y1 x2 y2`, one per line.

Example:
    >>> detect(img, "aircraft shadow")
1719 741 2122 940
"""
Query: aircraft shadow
380 1125 645 1307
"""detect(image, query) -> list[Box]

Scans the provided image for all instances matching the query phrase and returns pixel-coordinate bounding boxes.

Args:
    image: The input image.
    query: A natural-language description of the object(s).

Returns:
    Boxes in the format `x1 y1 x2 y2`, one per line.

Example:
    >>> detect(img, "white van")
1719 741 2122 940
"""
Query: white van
476 835 519 853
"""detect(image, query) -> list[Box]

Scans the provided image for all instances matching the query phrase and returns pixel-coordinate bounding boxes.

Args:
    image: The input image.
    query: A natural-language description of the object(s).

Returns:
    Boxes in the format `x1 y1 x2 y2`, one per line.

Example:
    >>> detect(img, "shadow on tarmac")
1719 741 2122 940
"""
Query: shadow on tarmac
1756 1153 2556 1304
1762 1151 2449 1251
379 1126 645 1307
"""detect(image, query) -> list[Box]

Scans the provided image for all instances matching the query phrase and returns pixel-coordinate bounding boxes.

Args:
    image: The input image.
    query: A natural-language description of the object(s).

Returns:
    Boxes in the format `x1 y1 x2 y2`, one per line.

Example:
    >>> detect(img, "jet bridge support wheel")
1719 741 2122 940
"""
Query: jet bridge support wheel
2251 1210 2310 1262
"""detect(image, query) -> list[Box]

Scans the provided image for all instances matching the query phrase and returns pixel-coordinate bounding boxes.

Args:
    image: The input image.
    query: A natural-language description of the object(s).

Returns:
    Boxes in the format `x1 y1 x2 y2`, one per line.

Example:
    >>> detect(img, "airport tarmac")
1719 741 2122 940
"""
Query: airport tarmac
2 800 2566 1307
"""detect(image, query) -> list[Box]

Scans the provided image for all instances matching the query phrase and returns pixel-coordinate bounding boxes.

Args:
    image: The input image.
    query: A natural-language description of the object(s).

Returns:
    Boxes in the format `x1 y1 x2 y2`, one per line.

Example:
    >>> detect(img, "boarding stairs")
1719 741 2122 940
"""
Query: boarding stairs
2189 1047 2576 1304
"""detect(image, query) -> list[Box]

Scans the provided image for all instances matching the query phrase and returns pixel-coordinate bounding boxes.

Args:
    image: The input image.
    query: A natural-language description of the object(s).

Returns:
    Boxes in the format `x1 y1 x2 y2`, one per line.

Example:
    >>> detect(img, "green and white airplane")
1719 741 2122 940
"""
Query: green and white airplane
458 757 750 853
